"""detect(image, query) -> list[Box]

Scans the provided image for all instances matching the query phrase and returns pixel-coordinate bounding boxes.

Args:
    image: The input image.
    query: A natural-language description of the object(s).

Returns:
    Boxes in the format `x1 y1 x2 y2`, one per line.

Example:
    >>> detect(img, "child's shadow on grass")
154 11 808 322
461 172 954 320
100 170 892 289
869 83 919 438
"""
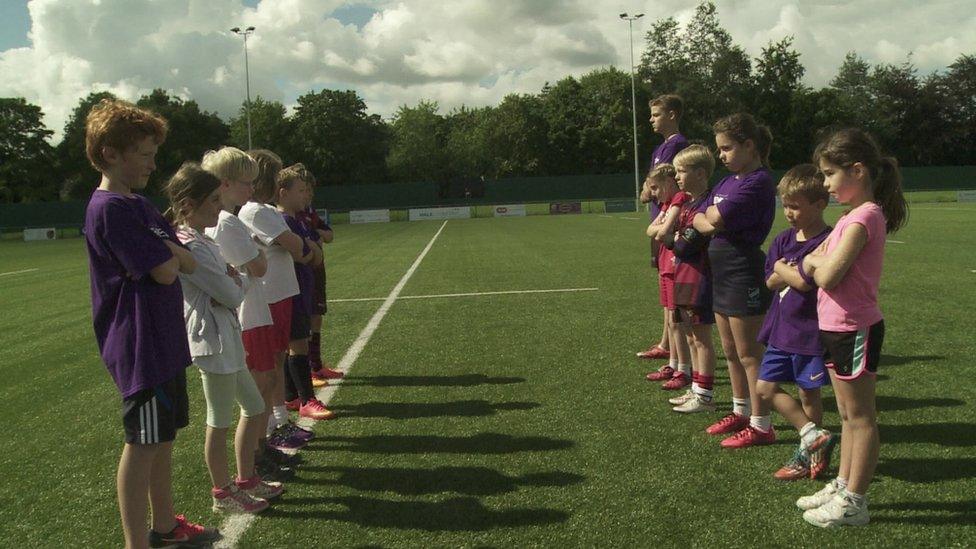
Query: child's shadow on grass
819 396 965 414
307 432 575 455
880 422 976 447
870 499 976 525
876 457 976 483
328 400 540 420
272 495 570 531
295 465 584 496
341 374 526 388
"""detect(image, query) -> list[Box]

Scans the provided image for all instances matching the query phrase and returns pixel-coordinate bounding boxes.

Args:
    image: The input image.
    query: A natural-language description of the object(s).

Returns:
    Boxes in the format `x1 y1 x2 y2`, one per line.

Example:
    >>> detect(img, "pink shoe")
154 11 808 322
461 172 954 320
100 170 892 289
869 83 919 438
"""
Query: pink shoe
720 425 777 449
661 372 689 390
637 345 670 359
705 413 750 435
285 398 300 412
645 366 675 381
299 398 336 421
313 368 345 380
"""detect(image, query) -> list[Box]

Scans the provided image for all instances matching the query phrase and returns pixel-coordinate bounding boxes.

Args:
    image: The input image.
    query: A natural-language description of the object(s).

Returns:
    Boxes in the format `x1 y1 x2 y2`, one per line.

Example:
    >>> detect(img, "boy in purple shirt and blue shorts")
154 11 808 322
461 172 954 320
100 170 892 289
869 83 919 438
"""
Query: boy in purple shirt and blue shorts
83 99 220 548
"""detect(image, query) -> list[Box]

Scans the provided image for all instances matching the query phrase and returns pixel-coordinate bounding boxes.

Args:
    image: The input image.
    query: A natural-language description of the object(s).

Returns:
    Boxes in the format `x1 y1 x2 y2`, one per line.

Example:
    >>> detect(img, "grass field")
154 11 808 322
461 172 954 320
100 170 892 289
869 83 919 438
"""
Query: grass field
1 203 975 547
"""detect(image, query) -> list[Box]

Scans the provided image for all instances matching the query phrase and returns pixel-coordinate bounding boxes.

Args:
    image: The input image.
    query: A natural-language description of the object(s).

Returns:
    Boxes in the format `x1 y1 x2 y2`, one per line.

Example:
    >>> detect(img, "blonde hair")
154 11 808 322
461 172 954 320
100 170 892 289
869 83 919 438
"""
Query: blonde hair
247 149 282 203
648 163 677 182
778 164 828 204
202 146 258 182
673 144 715 177
273 163 314 201
85 99 168 171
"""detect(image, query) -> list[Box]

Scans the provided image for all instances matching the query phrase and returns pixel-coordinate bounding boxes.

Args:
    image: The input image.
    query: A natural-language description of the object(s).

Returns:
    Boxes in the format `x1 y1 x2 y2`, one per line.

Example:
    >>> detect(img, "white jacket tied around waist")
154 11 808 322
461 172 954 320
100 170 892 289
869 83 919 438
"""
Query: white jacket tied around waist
177 227 249 374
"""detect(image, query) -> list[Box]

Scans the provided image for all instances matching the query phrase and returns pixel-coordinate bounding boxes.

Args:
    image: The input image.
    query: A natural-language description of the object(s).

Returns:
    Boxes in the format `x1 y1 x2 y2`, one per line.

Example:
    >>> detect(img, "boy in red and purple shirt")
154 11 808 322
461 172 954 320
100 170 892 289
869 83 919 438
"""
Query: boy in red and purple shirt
83 99 220 548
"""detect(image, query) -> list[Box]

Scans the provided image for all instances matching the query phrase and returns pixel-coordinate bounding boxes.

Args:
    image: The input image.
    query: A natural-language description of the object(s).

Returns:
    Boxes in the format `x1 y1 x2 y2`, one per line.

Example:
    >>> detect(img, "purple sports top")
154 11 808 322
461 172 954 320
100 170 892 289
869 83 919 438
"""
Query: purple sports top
283 213 315 316
699 167 776 248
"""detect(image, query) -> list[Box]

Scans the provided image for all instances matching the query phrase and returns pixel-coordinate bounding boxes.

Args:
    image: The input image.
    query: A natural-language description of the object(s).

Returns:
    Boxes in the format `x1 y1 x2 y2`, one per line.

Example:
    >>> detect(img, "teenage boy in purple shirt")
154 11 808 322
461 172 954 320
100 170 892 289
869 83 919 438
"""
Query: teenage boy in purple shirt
83 99 220 549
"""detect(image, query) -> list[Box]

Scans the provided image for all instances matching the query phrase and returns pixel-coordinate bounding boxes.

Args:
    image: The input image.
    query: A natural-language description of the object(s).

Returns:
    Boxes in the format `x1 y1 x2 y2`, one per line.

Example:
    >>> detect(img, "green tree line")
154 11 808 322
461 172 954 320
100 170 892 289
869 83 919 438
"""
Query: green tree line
1 1 973 202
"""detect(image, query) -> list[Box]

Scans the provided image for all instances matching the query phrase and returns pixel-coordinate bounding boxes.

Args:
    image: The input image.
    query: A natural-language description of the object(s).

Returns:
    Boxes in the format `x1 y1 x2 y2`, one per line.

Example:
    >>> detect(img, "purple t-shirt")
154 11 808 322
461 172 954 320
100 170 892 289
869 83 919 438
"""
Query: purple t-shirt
699 167 776 248
283 213 315 315
648 133 690 220
84 190 191 397
758 226 832 356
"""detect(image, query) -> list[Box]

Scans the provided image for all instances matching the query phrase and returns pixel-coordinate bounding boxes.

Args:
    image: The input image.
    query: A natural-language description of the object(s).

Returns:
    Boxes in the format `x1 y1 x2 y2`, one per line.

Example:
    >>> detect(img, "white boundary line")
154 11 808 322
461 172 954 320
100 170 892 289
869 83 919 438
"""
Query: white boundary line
0 268 39 277
216 220 449 548
327 287 600 303
886 240 905 244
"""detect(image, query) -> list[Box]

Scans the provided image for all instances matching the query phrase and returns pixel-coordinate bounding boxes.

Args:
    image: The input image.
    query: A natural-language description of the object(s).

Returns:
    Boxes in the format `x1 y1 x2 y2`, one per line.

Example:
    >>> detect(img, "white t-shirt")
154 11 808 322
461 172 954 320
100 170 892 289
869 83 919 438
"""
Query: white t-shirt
238 201 299 304
206 210 274 331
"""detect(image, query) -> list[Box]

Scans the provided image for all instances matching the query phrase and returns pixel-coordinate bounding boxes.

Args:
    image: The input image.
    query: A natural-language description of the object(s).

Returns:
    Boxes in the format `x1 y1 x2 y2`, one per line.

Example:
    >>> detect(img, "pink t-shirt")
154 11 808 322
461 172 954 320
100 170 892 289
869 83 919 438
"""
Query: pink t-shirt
817 202 886 331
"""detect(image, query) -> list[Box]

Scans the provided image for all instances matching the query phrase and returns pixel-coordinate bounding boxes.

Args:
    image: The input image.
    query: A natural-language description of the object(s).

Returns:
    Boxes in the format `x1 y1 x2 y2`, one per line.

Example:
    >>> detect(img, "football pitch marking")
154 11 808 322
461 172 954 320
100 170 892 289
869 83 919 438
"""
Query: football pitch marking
887 240 905 244
327 287 600 303
0 268 39 277
216 220 449 548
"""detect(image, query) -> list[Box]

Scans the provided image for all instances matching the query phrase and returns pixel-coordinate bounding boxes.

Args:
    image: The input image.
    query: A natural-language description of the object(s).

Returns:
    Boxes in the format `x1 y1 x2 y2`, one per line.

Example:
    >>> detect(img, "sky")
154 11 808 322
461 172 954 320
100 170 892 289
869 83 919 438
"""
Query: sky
1 0 973 142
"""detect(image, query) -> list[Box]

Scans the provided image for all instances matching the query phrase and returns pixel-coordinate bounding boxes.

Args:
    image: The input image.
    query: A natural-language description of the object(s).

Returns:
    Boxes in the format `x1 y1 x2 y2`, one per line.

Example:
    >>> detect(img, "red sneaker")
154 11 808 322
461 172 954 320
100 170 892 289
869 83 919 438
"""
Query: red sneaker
705 413 750 435
299 398 336 421
637 345 670 359
285 398 300 412
720 425 777 449
645 366 675 381
169 514 222 546
313 368 345 380
809 432 839 479
661 372 690 390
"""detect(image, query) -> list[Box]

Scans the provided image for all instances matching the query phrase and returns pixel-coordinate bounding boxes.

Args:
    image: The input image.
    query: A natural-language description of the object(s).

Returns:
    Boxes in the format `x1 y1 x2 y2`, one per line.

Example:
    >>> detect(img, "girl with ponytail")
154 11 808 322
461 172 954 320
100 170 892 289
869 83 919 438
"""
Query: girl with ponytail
796 128 907 527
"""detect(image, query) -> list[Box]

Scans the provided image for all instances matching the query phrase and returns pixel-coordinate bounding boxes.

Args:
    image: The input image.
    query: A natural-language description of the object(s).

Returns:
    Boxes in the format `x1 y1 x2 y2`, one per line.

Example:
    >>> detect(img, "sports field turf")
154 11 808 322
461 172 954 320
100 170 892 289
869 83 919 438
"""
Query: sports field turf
1 203 975 547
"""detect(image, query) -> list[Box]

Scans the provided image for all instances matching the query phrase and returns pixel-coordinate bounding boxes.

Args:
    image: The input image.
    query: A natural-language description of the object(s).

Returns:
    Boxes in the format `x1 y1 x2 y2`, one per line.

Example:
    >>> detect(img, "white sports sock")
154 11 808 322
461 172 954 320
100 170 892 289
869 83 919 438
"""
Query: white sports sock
692 382 713 401
677 363 691 376
835 477 848 490
668 358 678 368
266 414 276 437
843 488 866 506
750 415 772 432
799 422 818 449
732 398 750 417
273 405 289 428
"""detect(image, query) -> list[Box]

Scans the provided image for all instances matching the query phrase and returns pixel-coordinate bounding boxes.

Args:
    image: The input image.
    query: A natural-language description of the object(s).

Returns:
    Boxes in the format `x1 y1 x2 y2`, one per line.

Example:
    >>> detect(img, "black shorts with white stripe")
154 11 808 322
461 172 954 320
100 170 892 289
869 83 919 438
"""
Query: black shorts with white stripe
121 370 189 445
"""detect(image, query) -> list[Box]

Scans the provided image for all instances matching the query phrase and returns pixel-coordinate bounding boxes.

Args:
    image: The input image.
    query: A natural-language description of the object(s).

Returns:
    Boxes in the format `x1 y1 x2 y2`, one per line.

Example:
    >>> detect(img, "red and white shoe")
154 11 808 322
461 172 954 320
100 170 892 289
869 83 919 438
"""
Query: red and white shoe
720 425 777 449
285 398 300 412
313 368 345 380
645 366 675 381
299 398 336 421
705 413 750 435
637 345 670 359
661 372 690 390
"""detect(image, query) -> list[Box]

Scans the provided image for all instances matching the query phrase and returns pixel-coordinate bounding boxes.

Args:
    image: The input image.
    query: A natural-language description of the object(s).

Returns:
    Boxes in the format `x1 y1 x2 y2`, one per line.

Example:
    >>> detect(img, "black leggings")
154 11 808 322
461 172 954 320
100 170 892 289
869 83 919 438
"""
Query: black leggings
284 354 315 403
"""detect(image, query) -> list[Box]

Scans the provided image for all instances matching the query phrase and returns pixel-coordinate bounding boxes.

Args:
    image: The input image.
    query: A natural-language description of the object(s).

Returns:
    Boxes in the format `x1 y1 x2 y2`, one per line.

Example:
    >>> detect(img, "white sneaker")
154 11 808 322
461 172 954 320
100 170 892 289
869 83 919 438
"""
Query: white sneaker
244 478 284 501
803 492 869 527
668 390 695 405
796 479 841 510
212 484 269 514
673 394 716 413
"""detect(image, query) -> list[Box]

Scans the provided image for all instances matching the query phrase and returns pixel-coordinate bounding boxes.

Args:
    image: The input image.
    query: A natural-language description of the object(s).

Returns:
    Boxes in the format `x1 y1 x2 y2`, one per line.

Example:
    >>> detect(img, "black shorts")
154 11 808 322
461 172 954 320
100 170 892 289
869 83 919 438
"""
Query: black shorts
708 240 771 317
121 370 189 445
290 306 311 341
312 268 327 315
820 320 885 381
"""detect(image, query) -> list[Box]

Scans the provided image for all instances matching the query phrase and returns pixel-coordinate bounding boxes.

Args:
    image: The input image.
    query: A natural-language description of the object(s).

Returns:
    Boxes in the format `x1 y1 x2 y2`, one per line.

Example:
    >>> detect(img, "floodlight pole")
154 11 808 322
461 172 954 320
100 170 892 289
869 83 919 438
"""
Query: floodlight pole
231 26 255 150
620 13 644 210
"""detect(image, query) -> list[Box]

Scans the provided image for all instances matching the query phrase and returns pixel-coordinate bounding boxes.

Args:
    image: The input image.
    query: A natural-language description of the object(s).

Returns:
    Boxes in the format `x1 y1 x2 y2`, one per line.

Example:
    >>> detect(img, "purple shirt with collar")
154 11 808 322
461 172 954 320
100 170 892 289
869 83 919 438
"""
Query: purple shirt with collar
648 133 690 220
757 226 832 356
84 189 192 398
283 213 315 315
698 167 776 248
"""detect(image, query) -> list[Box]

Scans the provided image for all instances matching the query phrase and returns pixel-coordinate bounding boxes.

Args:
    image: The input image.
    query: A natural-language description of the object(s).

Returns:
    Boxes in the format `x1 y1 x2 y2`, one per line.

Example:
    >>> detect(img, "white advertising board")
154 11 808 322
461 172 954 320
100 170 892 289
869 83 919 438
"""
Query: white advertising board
408 206 472 221
957 190 976 203
350 209 391 224
492 204 527 217
24 228 56 241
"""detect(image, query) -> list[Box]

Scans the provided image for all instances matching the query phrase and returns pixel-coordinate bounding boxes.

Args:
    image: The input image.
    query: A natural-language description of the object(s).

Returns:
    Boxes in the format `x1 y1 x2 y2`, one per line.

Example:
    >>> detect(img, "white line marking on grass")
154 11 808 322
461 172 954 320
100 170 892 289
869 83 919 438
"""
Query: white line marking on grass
0 268 39 277
619 216 639 220
328 287 600 303
887 240 905 244
216 220 449 549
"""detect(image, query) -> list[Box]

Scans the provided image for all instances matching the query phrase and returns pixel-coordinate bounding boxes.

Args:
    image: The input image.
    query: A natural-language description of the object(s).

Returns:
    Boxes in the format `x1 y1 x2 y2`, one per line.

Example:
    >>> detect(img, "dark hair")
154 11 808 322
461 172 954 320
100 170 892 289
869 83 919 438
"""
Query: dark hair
650 94 683 119
247 149 283 203
163 162 221 225
778 164 829 205
813 128 908 233
713 113 773 168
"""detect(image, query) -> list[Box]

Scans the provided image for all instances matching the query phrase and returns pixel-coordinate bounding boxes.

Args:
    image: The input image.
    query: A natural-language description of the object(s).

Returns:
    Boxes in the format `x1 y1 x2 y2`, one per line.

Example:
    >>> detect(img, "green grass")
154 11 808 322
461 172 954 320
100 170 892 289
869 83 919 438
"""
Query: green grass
1 204 975 547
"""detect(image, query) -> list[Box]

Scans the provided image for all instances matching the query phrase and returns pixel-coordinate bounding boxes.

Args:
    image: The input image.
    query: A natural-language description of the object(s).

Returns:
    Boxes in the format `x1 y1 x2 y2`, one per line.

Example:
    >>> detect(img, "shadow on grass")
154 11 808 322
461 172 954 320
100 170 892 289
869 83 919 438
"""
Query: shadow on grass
876 457 976 483
271 495 570 530
879 354 946 367
294 465 584 496
876 396 966 411
880 422 976 447
871 499 976 525
342 374 526 388
307 433 574 455
328 400 540 419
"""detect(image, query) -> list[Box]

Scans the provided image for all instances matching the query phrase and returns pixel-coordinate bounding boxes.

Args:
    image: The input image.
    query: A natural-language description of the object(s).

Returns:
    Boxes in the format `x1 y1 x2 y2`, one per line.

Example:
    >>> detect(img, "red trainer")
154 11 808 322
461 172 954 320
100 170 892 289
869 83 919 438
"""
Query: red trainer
313 368 345 380
661 372 689 390
285 398 300 412
299 398 336 421
637 345 670 359
645 366 675 381
705 413 750 435
720 425 777 449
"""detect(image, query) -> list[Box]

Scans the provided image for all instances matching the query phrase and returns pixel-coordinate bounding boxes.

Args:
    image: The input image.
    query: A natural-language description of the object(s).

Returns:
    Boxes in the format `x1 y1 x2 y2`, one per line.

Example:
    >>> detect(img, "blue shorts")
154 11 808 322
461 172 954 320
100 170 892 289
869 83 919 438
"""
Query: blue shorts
758 345 829 390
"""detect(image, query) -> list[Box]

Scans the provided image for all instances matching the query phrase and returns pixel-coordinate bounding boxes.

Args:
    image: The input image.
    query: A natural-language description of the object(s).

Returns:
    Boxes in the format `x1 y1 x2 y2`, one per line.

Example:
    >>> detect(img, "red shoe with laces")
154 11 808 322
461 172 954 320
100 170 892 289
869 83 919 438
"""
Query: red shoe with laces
299 398 336 421
637 345 670 359
285 398 300 412
720 425 777 449
661 372 690 390
705 413 750 435
645 366 675 381
313 367 345 380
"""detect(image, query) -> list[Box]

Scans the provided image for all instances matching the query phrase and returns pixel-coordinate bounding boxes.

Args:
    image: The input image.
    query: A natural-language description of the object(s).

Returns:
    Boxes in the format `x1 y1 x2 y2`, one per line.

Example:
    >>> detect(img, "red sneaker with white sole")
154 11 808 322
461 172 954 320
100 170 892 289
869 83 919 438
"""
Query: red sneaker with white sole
645 366 675 381
705 413 750 435
637 345 670 359
661 372 690 390
720 425 776 449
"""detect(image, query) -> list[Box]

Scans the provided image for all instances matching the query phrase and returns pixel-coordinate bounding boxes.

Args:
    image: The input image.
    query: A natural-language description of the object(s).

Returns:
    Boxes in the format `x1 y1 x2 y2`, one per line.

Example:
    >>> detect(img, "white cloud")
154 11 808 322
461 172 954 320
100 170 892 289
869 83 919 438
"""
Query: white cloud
1 0 973 142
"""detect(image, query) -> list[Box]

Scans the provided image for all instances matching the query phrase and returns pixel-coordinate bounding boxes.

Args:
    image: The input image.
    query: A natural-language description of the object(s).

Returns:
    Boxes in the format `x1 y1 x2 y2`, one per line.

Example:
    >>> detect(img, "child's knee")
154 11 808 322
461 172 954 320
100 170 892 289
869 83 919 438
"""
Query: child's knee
755 380 776 400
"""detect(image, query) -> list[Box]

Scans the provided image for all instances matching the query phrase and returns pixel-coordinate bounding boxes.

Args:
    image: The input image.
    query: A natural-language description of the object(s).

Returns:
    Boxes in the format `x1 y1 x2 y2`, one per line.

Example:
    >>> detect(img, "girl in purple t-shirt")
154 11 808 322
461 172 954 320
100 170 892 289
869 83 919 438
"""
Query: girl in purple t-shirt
692 113 776 446
797 129 908 527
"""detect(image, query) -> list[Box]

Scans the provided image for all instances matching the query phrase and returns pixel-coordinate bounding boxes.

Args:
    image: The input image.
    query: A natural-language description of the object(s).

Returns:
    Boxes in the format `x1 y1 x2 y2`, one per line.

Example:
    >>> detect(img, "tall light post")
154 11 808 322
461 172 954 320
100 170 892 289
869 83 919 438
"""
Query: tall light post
619 13 644 209
231 26 255 150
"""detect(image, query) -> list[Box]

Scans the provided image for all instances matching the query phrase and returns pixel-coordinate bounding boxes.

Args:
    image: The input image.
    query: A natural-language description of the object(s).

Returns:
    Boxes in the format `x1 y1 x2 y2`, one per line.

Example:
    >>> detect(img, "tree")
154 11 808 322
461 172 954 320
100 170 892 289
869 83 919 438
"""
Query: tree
56 91 117 200
484 94 549 177
386 100 448 182
289 89 389 185
0 98 57 202
830 52 873 130
541 76 588 175
444 105 493 179
752 37 808 166
227 97 292 155
933 54 976 165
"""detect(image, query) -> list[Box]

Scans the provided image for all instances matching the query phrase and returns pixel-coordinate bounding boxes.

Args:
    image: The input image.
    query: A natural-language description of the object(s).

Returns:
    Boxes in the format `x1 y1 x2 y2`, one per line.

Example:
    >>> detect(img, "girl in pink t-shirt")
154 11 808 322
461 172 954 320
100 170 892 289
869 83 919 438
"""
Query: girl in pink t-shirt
797 129 908 528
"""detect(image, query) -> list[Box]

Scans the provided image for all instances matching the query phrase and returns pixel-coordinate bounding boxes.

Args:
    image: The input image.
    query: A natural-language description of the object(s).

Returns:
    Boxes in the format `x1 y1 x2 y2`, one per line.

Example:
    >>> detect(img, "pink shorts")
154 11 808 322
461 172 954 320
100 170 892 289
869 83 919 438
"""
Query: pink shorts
268 298 293 353
242 325 277 372
659 274 675 310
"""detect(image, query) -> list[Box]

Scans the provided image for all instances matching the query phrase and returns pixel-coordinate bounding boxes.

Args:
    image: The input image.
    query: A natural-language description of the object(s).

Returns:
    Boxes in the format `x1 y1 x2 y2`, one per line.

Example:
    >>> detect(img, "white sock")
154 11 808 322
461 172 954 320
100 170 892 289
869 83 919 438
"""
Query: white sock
799 422 818 449
732 398 750 417
677 363 691 376
692 382 713 402
843 488 866 506
266 414 276 437
668 358 678 368
835 477 848 490
273 405 289 428
750 415 772 432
